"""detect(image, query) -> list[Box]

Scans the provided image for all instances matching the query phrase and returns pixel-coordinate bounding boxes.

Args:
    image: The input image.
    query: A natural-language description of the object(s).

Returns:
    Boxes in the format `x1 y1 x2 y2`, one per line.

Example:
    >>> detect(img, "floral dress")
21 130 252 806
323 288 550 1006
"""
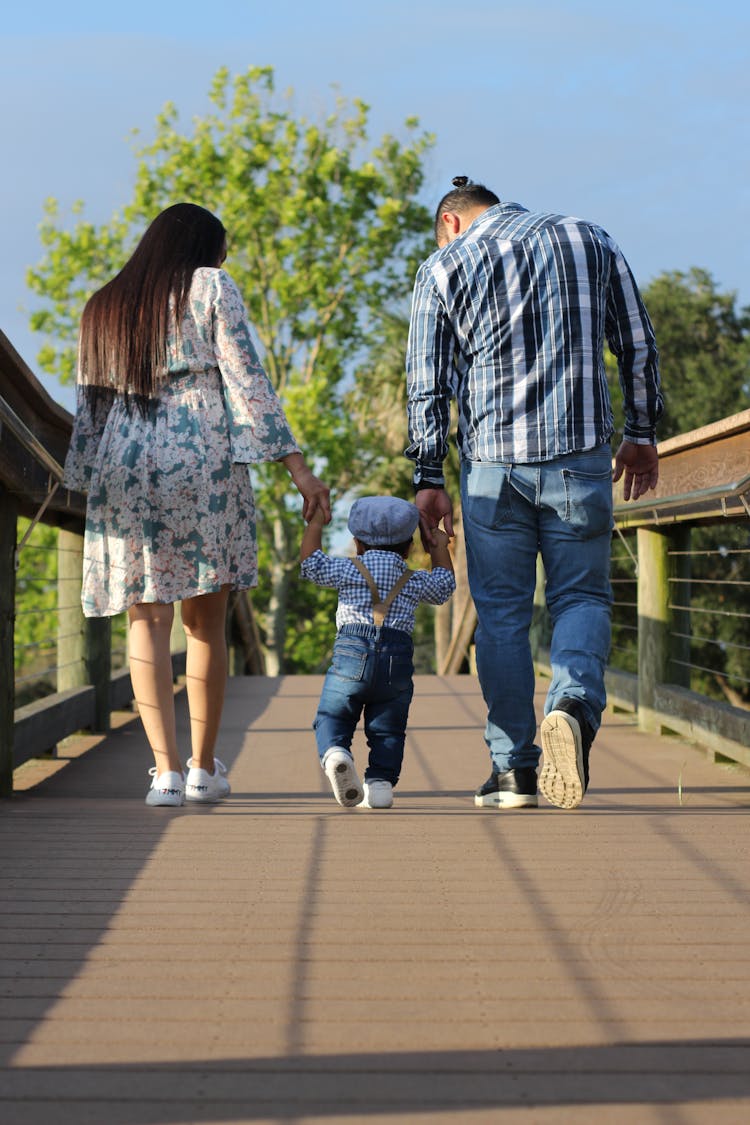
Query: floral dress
63 268 300 617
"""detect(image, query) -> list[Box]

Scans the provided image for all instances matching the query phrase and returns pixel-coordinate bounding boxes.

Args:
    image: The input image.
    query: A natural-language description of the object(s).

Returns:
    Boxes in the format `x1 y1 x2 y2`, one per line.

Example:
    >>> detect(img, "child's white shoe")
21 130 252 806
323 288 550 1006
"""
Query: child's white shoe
322 748 364 807
360 779 393 809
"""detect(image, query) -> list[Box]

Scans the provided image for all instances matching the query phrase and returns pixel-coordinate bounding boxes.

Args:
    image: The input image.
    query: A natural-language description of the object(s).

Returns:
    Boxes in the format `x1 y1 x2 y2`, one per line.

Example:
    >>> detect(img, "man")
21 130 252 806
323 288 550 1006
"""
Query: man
405 176 663 810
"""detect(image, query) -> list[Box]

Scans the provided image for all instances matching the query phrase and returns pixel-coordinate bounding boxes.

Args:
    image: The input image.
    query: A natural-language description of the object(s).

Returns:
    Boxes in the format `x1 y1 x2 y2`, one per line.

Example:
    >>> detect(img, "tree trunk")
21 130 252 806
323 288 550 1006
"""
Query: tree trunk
264 516 290 677
437 505 477 675
229 592 266 675
434 602 452 671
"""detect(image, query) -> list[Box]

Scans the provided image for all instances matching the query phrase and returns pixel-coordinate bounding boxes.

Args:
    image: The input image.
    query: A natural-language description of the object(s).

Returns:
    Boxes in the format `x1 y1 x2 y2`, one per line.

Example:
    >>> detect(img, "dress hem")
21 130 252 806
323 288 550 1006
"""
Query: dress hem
82 578 258 619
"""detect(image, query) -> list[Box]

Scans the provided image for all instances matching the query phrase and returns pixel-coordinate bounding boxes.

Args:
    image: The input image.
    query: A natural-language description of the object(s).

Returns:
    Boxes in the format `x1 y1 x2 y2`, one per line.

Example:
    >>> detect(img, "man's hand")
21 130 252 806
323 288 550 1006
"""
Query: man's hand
415 488 454 546
612 441 659 501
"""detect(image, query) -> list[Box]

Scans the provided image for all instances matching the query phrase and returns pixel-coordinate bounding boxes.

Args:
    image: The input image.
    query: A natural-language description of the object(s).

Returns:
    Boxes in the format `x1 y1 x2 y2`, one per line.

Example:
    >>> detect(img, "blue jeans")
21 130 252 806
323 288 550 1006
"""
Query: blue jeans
313 624 415 785
460 445 613 773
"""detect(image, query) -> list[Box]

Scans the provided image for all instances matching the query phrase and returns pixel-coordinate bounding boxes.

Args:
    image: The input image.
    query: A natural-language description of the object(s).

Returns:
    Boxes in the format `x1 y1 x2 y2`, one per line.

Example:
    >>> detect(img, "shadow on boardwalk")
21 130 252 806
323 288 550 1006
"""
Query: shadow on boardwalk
1 675 749 1124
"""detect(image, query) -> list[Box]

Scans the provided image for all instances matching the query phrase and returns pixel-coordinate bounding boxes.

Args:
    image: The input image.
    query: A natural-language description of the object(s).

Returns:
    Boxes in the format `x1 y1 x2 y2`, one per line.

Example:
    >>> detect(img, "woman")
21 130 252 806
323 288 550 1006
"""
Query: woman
64 202 330 807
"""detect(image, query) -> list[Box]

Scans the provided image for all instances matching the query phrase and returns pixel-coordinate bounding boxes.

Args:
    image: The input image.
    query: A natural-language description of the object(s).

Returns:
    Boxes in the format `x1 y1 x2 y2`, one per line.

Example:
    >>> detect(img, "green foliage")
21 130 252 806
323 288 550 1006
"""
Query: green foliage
606 268 750 441
14 520 58 705
284 579 339 674
347 309 460 498
685 525 750 705
27 66 435 671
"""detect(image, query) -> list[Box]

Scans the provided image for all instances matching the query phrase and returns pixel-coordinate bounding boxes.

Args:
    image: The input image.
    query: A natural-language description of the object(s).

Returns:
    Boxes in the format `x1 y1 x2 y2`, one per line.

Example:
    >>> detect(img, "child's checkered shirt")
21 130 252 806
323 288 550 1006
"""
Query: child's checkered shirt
301 548 455 634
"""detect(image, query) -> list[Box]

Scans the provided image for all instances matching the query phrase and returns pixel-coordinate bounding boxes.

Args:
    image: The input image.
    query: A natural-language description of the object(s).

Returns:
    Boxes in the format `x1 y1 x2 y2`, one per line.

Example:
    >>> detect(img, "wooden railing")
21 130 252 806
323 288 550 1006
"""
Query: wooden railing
0 332 186 796
604 411 750 767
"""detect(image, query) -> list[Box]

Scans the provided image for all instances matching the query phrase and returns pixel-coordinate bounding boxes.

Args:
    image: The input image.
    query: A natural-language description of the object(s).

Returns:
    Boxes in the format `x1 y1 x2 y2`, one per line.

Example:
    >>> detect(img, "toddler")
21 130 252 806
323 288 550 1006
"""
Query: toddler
300 496 455 809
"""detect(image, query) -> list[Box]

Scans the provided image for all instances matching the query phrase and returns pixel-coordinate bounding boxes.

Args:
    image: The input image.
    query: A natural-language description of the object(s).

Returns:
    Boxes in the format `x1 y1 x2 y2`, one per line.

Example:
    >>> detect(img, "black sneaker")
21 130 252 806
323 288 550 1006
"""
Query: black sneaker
539 698 594 810
474 767 538 809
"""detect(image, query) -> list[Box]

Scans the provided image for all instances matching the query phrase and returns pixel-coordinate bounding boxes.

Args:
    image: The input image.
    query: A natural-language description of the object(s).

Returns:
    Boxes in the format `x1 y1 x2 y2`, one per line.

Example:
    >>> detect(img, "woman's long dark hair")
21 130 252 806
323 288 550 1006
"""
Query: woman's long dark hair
79 203 226 408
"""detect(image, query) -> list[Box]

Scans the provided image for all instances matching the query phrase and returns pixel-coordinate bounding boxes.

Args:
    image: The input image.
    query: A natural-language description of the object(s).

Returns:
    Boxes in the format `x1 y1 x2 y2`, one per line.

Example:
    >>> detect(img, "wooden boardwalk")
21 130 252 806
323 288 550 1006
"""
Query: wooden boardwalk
2 674 750 1124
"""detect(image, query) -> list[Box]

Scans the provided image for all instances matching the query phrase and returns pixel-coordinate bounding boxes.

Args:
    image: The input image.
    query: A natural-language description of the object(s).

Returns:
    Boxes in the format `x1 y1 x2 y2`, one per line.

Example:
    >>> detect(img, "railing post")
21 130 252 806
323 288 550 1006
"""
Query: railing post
58 529 111 733
530 554 550 661
57 530 87 691
171 602 186 665
0 483 18 796
668 525 692 690
86 617 111 733
636 527 670 732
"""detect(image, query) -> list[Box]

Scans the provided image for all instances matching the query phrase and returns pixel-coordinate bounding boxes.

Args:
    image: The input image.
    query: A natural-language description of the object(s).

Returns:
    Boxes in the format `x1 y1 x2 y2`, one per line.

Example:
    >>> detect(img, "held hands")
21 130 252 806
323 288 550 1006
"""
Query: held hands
285 456 332 523
415 488 454 548
299 503 326 561
427 524 454 574
612 441 659 502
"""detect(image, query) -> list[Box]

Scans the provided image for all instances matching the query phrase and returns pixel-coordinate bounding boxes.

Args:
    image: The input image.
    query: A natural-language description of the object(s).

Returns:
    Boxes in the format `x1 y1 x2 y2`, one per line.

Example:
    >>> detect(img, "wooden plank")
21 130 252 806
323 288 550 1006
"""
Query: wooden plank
11 657 185 770
13 686 96 764
654 681 750 767
2 675 750 1122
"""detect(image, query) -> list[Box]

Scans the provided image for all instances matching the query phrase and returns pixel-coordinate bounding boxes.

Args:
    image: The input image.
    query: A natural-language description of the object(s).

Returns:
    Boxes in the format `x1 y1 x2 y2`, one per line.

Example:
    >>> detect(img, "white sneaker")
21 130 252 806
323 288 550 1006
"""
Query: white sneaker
322 748 364 807
145 768 185 807
185 757 231 803
360 779 393 809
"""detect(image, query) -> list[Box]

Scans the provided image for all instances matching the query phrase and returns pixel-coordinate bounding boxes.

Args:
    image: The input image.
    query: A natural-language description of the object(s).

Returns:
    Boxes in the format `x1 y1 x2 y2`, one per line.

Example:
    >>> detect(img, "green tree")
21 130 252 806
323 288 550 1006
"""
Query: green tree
606 267 750 440
27 66 434 673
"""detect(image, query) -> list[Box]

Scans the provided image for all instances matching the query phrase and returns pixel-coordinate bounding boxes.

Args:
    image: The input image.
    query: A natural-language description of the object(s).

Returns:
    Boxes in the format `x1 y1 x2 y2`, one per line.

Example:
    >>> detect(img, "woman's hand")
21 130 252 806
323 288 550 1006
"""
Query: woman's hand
296 468 331 523
282 454 331 522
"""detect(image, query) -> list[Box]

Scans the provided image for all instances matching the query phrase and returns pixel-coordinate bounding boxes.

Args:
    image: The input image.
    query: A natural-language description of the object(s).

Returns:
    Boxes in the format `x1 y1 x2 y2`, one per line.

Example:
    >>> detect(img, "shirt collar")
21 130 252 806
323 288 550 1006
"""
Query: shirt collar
427 202 528 266
359 550 407 569
468 201 527 234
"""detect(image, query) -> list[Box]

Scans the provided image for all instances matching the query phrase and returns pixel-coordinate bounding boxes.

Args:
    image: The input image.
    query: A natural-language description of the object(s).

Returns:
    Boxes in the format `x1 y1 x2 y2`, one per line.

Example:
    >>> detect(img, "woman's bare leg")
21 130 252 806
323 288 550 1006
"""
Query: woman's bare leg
127 602 181 775
181 587 231 773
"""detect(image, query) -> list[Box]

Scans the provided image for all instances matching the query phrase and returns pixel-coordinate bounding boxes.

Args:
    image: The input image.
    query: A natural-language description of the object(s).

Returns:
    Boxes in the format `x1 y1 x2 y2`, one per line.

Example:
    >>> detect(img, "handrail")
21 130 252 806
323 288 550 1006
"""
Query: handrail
613 408 750 528
0 393 65 482
614 475 750 527
0 329 83 529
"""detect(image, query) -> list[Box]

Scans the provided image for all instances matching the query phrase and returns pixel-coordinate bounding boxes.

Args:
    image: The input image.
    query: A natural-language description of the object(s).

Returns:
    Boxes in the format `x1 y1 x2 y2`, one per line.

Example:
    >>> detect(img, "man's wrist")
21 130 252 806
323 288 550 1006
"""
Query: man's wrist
412 465 445 492
622 429 657 446
414 481 445 493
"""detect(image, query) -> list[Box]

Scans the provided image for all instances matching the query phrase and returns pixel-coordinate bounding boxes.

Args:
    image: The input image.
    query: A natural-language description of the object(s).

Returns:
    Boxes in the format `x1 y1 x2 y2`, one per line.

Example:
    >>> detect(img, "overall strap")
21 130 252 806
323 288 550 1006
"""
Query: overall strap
351 558 412 628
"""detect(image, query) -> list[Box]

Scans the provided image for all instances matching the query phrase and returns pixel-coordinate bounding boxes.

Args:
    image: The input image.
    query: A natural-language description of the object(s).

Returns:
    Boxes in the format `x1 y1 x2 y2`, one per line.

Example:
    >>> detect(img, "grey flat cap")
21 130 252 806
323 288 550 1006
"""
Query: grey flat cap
348 496 420 546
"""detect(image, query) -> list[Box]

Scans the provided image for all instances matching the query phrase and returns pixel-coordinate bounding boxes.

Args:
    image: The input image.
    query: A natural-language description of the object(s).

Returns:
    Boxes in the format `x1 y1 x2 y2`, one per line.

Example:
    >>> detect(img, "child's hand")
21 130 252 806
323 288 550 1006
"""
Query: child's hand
429 527 450 550
306 507 327 527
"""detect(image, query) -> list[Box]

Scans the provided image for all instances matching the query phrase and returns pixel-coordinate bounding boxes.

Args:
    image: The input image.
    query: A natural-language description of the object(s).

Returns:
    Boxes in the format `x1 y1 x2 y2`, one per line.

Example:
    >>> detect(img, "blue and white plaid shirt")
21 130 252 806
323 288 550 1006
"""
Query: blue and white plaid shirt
406 202 664 487
301 549 455 634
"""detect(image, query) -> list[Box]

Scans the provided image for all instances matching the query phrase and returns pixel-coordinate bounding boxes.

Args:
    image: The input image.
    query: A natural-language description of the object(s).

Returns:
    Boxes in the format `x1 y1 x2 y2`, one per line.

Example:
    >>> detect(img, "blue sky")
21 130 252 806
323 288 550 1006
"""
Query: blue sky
2 0 749 412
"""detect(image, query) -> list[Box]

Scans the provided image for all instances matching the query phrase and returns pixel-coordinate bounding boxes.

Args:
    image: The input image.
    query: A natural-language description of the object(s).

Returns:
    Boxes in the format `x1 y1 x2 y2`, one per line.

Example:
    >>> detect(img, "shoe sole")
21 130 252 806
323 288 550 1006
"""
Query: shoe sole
145 792 185 807
474 792 538 809
326 758 364 807
184 787 230 803
539 710 585 809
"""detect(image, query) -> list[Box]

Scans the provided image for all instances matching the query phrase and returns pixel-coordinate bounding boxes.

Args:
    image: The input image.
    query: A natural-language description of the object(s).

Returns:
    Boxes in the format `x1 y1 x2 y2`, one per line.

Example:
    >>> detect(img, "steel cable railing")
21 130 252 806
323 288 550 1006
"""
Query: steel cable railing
608 530 750 710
